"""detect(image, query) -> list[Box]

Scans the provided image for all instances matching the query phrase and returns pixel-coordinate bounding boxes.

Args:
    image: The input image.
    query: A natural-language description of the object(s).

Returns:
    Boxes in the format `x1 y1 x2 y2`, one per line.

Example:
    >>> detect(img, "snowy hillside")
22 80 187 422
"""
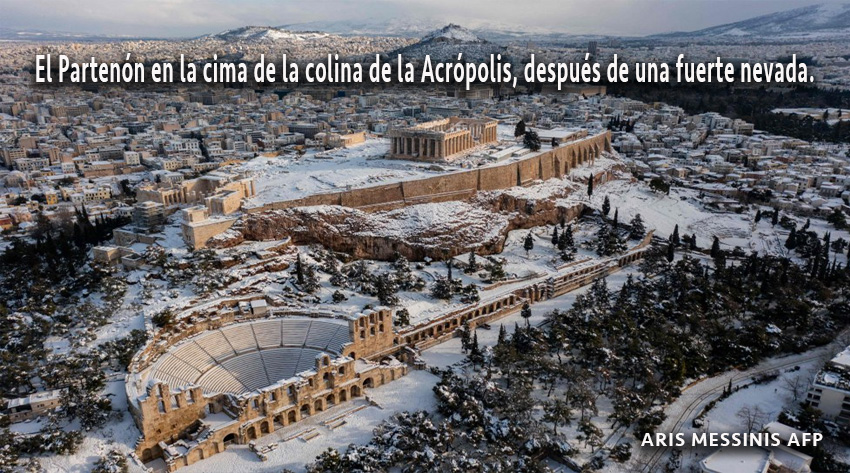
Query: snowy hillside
279 18 566 42
660 3 850 39
393 24 505 61
208 26 328 42
420 23 485 43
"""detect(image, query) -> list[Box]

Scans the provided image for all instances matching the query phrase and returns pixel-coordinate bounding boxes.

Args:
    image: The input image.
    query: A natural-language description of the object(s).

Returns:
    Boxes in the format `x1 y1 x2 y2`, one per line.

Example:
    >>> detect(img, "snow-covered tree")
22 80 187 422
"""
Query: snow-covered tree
628 214 646 240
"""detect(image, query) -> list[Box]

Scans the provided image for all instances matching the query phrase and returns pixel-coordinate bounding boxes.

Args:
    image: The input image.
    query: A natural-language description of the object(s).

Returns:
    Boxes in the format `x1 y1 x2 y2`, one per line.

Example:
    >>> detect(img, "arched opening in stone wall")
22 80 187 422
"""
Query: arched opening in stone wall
314 399 324 412
223 433 237 447
351 385 361 398
141 448 153 462
260 421 270 434
300 404 311 418
247 426 257 440
363 378 374 389
288 410 297 423
326 393 336 407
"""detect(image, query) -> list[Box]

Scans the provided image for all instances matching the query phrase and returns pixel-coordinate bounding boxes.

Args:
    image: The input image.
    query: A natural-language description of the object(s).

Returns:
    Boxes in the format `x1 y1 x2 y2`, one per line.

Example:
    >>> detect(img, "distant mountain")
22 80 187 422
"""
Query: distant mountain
207 26 328 42
279 18 446 38
419 24 486 44
0 27 140 42
392 24 505 61
659 3 850 39
279 18 581 43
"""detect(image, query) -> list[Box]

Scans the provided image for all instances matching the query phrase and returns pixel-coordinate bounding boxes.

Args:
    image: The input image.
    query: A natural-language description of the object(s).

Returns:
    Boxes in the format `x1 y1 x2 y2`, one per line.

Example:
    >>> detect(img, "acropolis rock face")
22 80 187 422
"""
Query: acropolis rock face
222 201 511 260
213 167 624 260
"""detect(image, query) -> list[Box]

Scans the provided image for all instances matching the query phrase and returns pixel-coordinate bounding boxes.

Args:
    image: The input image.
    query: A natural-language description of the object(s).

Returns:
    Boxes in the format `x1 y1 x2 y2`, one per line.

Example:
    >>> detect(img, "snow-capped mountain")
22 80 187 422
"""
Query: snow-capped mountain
207 26 327 42
279 18 447 38
392 24 505 61
660 3 850 39
420 23 486 43
279 18 573 42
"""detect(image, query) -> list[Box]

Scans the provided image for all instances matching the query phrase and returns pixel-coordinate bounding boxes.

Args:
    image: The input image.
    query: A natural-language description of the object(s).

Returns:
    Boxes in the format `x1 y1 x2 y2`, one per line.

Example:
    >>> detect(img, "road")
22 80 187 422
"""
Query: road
635 334 845 472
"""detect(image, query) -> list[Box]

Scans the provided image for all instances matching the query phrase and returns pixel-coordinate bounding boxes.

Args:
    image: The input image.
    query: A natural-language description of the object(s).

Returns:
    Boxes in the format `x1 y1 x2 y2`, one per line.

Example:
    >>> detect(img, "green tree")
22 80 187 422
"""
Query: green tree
523 130 541 151
785 227 797 250
628 214 646 239
649 177 669 194
513 120 526 137
523 232 534 255
827 207 847 229
710 236 721 258
521 301 532 327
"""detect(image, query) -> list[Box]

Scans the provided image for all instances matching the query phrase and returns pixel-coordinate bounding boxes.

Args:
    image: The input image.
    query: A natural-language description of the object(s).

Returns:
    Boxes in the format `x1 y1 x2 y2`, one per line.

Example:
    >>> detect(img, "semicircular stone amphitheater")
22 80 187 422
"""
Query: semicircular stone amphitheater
130 309 407 470
147 317 352 395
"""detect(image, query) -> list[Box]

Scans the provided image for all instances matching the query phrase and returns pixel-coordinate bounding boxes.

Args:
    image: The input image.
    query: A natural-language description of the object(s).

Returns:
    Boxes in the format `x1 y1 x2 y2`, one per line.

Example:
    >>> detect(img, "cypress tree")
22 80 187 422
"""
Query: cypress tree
628 214 646 240
785 227 797 250
514 120 526 138
711 236 721 258
524 232 534 255
521 301 532 327
296 253 304 285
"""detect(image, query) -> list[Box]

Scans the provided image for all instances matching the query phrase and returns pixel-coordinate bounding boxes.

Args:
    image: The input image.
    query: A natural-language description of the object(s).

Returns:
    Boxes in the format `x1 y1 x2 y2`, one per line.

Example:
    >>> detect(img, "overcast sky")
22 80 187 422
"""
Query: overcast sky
0 0 838 37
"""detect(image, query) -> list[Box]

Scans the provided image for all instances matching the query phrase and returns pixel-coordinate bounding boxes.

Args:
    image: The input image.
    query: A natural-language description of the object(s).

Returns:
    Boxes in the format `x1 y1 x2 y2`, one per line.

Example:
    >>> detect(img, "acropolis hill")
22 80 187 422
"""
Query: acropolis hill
182 125 611 251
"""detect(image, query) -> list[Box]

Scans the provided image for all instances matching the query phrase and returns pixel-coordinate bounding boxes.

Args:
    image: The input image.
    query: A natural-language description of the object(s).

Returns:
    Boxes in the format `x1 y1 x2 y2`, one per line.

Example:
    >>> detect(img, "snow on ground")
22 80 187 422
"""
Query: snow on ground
421 265 643 369
176 370 439 473
239 139 455 206
676 359 823 472
591 180 850 265
590 181 753 249
35 380 141 473
773 107 850 125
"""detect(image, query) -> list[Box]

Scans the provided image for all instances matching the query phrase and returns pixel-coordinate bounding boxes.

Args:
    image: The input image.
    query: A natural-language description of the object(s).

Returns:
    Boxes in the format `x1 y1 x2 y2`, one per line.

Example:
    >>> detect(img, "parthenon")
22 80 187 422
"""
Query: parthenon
387 117 498 162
